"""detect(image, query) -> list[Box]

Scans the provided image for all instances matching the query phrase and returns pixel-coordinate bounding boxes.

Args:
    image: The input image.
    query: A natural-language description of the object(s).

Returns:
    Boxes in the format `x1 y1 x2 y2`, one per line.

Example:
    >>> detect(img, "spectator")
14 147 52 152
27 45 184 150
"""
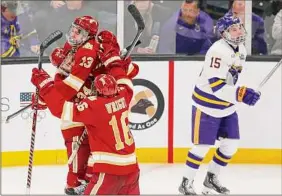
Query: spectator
158 0 214 55
1 1 40 58
271 9 282 55
228 0 267 55
124 0 172 54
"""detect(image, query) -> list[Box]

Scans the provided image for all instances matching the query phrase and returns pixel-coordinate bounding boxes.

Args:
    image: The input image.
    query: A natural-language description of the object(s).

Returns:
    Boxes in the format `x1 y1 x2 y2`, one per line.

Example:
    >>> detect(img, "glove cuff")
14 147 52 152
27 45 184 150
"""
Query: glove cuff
236 86 246 102
39 78 53 89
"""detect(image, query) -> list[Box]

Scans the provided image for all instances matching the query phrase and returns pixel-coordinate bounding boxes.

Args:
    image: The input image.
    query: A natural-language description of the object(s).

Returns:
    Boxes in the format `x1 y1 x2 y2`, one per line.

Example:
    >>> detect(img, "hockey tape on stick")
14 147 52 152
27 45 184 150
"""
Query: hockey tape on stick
124 4 145 60
26 30 63 195
257 58 282 91
120 40 141 58
67 129 88 165
40 30 63 54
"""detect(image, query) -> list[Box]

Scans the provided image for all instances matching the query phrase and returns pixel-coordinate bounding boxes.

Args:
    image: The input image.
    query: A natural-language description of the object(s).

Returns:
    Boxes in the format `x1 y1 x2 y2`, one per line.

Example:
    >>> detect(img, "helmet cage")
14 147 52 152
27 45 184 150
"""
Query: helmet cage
66 23 89 46
222 23 247 46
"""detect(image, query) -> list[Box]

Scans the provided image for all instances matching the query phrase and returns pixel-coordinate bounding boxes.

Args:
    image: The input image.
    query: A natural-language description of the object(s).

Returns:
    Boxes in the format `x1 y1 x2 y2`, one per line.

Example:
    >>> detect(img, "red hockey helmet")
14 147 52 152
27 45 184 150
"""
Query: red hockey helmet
49 47 66 67
67 15 99 46
94 74 118 97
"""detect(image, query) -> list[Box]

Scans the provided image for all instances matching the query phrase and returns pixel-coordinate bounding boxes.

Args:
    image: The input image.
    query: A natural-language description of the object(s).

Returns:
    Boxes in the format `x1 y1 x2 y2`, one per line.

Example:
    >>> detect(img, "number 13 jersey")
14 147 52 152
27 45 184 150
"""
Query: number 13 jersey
192 39 247 117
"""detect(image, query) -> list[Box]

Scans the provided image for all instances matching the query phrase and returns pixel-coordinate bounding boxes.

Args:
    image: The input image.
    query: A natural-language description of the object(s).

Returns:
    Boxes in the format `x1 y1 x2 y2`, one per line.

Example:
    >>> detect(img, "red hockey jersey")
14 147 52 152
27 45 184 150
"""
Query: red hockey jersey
42 73 138 175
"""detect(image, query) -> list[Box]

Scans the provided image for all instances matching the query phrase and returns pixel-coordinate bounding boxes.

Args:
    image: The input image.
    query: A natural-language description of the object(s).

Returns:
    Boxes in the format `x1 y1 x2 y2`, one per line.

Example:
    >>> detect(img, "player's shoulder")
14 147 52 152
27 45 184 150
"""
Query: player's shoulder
238 43 247 56
76 39 99 57
206 39 228 57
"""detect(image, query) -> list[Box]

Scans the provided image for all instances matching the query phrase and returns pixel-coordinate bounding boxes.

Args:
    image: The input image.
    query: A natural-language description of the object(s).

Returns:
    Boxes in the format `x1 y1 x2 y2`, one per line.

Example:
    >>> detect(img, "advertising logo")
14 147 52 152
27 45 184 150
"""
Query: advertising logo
1 97 10 112
1 97 10 123
129 79 165 130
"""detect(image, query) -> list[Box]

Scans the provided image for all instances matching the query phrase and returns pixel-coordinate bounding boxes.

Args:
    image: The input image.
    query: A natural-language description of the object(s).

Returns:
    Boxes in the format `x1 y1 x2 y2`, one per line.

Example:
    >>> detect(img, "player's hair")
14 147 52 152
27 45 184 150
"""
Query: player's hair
228 0 235 9
184 0 200 8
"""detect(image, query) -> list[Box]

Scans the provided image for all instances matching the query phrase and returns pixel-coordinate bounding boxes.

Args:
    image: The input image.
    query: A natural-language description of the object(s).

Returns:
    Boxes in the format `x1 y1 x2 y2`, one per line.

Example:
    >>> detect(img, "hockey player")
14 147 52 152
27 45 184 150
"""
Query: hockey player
178 13 261 195
49 15 100 195
34 26 139 195
30 66 140 195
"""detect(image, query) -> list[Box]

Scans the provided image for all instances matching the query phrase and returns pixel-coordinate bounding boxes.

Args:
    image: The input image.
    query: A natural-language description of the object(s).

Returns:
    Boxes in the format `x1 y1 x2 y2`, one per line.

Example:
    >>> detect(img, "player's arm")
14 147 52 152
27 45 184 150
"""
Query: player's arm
108 62 135 102
30 68 96 124
204 49 259 105
53 45 98 100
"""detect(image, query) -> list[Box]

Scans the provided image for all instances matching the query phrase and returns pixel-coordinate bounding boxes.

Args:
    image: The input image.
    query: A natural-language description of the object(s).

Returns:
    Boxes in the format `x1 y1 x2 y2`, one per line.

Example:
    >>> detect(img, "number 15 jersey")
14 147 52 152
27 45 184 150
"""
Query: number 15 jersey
192 39 247 118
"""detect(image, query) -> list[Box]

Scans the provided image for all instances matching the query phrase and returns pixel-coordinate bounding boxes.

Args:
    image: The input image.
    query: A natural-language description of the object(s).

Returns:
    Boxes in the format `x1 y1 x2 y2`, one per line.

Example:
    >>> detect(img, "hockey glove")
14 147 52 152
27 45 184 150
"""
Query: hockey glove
31 92 47 110
50 47 66 67
99 43 121 67
31 68 54 96
236 86 261 106
9 35 21 48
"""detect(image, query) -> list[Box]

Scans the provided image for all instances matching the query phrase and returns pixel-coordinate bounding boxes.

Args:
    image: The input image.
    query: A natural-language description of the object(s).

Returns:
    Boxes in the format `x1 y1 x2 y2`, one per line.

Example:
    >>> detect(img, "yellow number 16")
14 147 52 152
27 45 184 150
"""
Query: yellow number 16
109 111 134 150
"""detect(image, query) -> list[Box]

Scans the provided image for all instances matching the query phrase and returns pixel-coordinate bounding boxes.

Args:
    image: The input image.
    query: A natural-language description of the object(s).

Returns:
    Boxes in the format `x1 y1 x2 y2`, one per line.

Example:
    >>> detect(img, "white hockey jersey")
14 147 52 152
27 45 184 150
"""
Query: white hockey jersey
192 39 247 117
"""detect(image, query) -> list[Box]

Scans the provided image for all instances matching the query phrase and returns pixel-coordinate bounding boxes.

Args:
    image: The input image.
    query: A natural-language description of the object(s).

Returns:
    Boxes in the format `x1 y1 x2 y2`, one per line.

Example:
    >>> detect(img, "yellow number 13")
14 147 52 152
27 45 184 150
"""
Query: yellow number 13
109 111 134 150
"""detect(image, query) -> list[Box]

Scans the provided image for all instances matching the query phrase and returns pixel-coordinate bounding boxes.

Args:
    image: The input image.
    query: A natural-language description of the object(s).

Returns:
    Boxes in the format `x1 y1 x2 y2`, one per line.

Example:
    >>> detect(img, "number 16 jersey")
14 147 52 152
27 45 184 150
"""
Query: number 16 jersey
43 76 139 176
192 39 247 118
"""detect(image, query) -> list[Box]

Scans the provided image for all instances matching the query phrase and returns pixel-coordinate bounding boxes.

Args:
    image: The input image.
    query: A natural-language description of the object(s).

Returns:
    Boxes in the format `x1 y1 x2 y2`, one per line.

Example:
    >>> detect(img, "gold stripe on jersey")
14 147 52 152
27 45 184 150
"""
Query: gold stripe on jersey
61 101 74 121
193 108 201 144
63 74 84 91
92 151 137 166
210 79 224 88
72 136 79 173
60 121 84 130
193 91 231 106
127 63 135 75
103 56 121 66
90 173 105 195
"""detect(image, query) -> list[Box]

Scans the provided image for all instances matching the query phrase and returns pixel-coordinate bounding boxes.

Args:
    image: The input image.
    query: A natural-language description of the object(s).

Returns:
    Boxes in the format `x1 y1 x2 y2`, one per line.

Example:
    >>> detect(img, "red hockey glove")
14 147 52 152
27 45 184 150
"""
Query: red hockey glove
50 47 66 67
31 68 54 96
97 30 120 51
31 93 47 110
99 43 121 67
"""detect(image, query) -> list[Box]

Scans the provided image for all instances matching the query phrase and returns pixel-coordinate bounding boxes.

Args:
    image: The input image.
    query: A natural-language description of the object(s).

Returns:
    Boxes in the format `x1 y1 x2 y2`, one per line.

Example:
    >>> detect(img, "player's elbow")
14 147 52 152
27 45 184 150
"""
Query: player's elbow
208 78 226 93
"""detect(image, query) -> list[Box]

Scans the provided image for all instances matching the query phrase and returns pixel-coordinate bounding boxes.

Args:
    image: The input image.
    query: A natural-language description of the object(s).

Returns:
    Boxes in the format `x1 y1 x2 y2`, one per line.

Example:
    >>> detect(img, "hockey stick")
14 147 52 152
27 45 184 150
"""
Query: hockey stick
20 29 37 40
67 129 88 165
124 4 145 60
26 30 63 195
5 103 31 123
120 40 141 57
256 58 282 91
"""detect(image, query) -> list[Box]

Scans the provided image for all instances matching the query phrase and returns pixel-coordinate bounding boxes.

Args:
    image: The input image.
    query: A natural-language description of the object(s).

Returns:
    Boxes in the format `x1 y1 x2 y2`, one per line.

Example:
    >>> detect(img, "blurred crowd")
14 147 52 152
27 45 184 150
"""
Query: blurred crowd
1 0 282 58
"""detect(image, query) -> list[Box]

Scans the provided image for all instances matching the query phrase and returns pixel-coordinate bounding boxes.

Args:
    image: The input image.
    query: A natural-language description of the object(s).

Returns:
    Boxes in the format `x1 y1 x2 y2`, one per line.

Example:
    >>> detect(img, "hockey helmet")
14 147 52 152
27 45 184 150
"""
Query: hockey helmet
216 12 246 45
94 74 118 97
66 16 99 46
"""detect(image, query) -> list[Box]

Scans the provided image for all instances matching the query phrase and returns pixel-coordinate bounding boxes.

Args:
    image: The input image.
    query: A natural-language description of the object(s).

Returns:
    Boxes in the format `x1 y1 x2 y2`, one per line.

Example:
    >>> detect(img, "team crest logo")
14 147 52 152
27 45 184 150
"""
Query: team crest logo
129 79 165 130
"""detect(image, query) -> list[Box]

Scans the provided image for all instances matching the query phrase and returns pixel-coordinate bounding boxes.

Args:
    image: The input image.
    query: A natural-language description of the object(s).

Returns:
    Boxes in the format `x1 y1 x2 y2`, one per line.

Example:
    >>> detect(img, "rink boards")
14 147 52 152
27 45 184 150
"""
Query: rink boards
1 61 281 166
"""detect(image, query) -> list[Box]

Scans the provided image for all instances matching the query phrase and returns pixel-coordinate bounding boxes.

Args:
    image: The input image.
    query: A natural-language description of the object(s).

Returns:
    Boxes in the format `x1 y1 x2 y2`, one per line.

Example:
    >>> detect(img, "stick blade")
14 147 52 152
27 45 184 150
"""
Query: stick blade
127 4 145 30
40 30 63 52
